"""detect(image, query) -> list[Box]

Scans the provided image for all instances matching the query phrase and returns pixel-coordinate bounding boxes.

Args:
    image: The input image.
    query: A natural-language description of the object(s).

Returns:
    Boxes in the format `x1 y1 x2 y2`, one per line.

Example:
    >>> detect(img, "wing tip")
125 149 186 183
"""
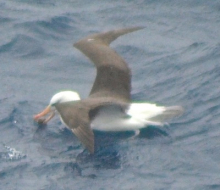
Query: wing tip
73 26 145 48
88 144 95 154
71 127 95 154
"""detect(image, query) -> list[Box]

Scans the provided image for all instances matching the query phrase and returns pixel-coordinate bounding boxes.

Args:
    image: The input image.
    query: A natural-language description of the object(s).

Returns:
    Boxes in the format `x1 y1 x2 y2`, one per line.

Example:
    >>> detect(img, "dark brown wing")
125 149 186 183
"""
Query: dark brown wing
74 27 144 102
71 125 94 154
55 102 94 154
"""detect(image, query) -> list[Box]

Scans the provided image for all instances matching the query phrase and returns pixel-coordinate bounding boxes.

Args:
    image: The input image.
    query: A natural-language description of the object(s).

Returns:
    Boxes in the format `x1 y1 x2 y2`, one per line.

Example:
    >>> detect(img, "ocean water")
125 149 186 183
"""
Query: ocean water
1 0 220 189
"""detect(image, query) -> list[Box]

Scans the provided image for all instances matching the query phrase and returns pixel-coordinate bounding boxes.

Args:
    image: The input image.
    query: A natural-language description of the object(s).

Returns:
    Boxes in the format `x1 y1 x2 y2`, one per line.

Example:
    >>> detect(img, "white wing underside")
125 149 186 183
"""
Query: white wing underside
91 103 184 132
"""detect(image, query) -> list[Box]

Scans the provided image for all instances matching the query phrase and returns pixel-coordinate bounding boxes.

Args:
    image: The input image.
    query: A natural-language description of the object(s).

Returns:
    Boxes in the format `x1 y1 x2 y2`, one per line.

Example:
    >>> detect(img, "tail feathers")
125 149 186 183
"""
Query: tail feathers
149 106 184 122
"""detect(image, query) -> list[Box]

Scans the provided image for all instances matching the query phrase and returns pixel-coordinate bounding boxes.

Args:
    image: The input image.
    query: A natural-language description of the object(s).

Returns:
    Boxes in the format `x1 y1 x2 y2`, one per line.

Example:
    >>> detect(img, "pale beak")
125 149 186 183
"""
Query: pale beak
33 105 55 125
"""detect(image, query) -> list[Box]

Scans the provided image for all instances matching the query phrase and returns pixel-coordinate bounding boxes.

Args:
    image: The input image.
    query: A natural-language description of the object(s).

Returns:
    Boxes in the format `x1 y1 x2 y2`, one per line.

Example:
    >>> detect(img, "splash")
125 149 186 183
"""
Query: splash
3 144 26 161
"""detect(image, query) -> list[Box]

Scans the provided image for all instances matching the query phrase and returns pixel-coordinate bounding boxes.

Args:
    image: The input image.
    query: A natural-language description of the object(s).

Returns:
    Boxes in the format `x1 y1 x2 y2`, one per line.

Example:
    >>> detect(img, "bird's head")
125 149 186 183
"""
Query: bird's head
33 91 80 125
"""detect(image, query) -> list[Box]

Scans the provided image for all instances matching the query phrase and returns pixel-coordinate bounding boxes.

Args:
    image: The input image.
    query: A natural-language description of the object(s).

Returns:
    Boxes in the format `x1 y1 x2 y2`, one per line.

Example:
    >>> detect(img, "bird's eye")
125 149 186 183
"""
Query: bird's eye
51 103 56 107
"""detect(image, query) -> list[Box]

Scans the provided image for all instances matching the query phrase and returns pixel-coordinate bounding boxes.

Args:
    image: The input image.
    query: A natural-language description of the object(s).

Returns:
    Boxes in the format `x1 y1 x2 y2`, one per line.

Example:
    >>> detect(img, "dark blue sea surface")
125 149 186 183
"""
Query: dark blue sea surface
1 0 220 189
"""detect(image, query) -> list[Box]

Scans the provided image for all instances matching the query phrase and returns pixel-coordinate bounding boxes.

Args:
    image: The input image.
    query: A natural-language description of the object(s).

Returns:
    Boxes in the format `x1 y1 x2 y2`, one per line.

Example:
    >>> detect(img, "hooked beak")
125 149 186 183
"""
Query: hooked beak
33 105 55 125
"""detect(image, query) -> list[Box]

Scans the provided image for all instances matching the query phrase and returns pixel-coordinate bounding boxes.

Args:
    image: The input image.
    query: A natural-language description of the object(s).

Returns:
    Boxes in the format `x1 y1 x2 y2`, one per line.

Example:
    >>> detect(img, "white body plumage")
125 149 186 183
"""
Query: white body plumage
50 91 183 132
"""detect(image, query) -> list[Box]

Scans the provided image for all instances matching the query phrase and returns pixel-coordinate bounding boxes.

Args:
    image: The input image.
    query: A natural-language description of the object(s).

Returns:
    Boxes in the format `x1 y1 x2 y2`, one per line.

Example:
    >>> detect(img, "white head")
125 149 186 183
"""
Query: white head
34 91 80 124
50 91 80 106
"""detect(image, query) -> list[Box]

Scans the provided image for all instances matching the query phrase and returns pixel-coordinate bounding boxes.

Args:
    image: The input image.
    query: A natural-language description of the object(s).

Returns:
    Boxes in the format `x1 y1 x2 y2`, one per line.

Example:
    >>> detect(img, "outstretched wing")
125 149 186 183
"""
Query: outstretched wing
55 102 94 154
74 27 144 103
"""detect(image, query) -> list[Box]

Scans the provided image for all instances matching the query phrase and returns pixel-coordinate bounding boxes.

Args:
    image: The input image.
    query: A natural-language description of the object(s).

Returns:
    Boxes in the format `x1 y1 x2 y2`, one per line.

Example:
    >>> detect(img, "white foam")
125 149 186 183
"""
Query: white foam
3 145 26 160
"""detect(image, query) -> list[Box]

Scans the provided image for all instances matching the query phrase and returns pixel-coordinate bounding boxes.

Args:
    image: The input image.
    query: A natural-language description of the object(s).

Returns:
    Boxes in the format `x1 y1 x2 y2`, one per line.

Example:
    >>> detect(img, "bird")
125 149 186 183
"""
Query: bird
33 27 183 154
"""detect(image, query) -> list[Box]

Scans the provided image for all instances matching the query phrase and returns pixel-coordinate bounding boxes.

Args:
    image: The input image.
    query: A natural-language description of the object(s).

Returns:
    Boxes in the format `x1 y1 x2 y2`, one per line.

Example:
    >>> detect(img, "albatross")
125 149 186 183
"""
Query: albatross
34 27 183 154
